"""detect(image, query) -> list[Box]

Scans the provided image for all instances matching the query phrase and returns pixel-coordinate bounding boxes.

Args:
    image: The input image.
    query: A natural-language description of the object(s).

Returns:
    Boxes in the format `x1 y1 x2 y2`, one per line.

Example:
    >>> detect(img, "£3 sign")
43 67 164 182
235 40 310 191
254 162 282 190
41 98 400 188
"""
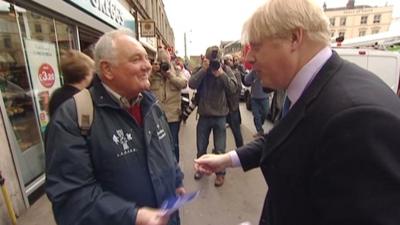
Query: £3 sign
38 63 55 88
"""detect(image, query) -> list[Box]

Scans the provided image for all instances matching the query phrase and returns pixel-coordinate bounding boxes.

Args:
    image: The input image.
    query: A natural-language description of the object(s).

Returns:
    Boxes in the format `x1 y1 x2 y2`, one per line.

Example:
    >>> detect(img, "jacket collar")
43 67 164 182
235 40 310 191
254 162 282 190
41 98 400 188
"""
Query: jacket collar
261 51 344 162
90 75 156 115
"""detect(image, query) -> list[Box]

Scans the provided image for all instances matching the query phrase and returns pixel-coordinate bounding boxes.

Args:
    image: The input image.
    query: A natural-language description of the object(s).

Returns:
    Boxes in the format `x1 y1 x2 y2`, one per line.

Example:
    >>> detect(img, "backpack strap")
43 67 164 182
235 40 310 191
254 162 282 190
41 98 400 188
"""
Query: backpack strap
73 89 93 136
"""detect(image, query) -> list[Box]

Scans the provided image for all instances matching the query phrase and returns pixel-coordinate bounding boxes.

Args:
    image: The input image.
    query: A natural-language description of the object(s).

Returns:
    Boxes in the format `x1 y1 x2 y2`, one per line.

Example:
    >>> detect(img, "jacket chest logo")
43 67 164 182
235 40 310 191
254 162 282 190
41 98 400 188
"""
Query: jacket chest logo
112 129 136 158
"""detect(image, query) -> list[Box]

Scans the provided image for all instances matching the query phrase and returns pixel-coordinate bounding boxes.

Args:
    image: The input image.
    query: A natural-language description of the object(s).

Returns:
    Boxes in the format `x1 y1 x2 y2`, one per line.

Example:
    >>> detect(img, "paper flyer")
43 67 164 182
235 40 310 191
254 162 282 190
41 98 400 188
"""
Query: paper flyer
161 191 200 215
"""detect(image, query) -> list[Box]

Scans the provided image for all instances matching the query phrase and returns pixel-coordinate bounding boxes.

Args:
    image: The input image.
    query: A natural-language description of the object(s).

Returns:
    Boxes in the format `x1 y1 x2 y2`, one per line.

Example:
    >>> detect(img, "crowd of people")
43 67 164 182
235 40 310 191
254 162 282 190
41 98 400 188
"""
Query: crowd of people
44 0 400 224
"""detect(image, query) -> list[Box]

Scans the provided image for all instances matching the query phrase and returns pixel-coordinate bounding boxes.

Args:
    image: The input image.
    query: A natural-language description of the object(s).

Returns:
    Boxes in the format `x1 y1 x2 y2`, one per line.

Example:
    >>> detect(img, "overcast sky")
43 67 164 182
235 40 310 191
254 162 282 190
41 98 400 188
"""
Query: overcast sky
162 0 400 57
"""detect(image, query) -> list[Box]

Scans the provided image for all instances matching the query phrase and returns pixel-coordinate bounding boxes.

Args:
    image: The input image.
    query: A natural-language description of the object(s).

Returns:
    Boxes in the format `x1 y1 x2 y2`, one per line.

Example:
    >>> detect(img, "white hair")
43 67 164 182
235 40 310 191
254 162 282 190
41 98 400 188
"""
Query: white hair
93 28 136 75
242 0 330 45
223 54 233 61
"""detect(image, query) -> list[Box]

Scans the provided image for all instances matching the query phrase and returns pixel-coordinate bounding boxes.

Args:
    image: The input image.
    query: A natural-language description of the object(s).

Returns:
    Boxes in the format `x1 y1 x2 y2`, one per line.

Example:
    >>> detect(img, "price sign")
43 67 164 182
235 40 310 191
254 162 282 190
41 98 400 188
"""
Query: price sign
38 63 55 88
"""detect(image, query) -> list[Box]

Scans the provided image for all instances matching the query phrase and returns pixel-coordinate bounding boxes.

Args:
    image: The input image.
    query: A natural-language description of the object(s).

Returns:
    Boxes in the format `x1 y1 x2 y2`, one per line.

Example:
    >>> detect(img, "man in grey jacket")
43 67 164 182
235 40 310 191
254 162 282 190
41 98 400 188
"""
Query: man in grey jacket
188 46 237 187
45 29 184 225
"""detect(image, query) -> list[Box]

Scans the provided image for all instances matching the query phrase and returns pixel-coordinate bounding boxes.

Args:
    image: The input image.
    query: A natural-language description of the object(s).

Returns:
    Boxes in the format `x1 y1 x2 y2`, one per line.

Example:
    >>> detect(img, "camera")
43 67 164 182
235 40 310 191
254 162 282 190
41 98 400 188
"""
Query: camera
209 49 221 71
181 93 199 122
160 62 170 72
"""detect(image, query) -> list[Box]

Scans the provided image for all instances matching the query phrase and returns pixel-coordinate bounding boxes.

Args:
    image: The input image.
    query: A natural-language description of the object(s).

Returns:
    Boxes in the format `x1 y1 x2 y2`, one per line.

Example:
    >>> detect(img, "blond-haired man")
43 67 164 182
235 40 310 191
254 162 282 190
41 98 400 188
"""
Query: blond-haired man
194 0 400 224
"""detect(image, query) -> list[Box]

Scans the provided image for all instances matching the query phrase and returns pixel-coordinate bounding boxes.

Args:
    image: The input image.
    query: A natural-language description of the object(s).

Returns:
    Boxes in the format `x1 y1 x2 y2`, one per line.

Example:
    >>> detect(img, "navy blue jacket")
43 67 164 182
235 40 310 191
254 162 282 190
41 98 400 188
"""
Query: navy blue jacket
237 52 400 225
45 77 183 225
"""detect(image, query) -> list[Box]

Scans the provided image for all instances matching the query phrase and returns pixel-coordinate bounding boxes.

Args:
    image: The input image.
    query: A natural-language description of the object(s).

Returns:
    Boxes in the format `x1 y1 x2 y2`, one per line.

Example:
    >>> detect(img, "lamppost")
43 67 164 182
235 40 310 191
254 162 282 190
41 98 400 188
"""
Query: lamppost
184 30 192 65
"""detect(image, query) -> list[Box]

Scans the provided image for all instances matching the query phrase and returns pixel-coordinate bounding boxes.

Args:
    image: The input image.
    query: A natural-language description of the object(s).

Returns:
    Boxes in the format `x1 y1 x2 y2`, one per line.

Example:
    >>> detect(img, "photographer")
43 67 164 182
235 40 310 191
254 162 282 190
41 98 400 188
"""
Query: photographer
149 49 187 162
224 54 244 148
188 46 237 187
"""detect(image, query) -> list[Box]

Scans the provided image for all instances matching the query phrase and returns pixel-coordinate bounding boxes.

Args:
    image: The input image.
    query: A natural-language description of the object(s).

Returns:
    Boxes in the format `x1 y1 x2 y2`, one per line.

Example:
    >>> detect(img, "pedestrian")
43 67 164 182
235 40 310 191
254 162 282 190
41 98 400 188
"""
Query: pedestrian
45 29 185 225
223 54 244 148
175 57 192 124
48 49 94 118
149 49 187 162
243 70 270 138
194 0 400 224
188 46 237 187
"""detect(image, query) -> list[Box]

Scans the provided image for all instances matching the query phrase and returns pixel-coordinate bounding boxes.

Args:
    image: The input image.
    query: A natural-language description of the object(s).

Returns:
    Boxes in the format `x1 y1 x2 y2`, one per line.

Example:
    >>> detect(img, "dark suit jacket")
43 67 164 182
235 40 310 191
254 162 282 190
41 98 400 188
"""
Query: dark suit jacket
237 51 400 225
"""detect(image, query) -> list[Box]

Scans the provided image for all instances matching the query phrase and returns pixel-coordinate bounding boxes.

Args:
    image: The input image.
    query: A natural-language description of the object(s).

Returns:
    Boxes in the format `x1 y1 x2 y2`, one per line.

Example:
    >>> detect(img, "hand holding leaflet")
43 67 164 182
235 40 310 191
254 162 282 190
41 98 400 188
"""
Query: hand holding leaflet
161 191 200 215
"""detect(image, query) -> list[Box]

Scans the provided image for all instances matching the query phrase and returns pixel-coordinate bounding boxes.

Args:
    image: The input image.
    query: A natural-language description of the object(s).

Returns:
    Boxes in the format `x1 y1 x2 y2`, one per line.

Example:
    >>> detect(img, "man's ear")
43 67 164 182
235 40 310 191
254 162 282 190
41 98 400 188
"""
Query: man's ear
100 60 114 80
290 28 304 51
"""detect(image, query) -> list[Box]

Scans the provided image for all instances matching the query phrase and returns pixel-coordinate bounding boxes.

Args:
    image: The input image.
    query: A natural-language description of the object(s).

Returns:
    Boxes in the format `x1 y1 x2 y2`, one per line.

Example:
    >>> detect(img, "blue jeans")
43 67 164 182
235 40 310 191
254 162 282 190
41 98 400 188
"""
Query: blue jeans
196 115 226 175
251 97 269 133
227 110 243 148
168 121 181 162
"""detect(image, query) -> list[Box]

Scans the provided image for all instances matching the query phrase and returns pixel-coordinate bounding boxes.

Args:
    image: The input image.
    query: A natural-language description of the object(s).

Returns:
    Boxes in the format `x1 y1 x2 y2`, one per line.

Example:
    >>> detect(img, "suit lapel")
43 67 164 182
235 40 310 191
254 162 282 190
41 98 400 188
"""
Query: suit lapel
261 51 344 162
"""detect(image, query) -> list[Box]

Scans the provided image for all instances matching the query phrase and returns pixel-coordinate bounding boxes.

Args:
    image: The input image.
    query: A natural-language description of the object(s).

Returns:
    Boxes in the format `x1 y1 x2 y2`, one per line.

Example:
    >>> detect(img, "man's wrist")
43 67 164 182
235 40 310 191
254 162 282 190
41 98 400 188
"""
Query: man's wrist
228 150 241 168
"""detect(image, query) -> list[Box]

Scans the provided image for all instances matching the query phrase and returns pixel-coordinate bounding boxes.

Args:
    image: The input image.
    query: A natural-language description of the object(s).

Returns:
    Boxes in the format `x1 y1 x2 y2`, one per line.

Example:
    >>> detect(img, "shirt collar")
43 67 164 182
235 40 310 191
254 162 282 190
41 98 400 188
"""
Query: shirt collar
102 82 142 108
286 46 332 107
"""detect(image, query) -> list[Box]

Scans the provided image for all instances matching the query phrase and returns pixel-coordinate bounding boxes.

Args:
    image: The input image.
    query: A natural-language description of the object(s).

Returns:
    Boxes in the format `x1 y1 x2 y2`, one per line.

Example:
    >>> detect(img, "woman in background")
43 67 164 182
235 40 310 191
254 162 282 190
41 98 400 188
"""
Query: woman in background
48 50 94 117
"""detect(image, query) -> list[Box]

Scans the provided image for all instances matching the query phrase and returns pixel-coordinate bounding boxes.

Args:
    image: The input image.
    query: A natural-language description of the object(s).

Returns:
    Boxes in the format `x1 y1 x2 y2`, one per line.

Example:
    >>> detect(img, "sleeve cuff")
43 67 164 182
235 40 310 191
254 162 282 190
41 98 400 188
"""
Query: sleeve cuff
229 150 242 168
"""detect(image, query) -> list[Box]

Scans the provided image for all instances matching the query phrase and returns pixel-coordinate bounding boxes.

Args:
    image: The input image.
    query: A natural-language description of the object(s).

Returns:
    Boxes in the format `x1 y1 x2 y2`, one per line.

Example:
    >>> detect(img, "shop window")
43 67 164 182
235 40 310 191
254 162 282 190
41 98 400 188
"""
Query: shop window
0 1 76 187
0 1 44 187
360 16 368 25
55 21 76 52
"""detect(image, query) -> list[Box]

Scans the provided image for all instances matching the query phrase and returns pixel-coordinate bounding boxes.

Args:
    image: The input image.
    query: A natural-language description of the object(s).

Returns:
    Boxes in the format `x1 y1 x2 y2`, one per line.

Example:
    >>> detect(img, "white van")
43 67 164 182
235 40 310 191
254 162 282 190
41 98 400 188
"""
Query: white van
334 48 400 95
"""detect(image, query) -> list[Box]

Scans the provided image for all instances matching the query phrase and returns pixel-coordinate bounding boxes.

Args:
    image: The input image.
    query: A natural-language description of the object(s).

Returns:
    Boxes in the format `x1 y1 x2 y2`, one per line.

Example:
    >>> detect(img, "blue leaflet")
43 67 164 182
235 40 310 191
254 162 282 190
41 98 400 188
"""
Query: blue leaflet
161 191 200 215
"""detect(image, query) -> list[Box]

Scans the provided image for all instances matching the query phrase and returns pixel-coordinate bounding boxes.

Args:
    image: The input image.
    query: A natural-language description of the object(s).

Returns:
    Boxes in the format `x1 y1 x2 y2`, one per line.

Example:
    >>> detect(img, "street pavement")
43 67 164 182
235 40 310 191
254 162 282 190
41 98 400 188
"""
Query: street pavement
17 102 273 225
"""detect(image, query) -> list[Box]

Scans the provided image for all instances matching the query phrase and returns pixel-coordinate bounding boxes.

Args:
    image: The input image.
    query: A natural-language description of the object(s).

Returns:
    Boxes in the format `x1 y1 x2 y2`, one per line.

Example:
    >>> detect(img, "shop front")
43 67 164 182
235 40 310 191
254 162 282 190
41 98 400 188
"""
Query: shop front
0 0 136 219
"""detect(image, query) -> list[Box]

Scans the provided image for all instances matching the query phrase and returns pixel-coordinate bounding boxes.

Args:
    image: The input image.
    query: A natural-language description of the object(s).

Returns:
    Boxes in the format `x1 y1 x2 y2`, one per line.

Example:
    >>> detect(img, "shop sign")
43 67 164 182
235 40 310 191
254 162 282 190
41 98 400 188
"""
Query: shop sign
24 39 61 132
65 0 136 31
140 20 155 37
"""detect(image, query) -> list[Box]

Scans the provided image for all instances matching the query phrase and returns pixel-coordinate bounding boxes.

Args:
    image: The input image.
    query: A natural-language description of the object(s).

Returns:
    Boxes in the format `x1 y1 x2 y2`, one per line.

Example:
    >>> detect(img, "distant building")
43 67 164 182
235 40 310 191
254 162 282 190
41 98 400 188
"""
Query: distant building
324 0 393 40
222 40 242 56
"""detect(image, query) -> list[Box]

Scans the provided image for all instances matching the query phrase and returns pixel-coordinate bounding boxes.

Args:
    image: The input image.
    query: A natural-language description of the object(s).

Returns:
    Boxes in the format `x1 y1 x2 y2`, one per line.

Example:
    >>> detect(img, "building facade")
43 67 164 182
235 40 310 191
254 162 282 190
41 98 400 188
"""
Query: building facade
0 0 174 224
324 0 393 40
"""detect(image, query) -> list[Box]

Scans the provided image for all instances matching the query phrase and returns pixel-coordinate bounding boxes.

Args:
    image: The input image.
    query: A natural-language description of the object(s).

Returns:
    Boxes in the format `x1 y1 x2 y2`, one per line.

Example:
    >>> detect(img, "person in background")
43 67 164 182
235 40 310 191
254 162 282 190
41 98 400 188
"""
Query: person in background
243 70 270 138
48 50 94 117
149 49 187 162
188 46 237 187
194 0 400 224
45 29 185 225
223 54 244 148
175 57 191 122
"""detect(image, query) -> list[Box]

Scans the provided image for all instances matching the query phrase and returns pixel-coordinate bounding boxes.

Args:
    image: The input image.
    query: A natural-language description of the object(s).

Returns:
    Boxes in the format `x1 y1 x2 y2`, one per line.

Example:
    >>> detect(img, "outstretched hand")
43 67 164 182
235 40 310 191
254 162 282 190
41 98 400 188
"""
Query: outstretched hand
194 153 232 175
136 207 169 225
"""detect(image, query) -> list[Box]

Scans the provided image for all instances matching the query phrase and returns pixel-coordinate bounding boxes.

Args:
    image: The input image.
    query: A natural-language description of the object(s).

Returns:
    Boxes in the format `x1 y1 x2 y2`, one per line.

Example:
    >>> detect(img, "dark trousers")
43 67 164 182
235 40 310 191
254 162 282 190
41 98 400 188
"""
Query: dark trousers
227 110 244 148
168 121 181 162
196 115 226 175
251 97 269 133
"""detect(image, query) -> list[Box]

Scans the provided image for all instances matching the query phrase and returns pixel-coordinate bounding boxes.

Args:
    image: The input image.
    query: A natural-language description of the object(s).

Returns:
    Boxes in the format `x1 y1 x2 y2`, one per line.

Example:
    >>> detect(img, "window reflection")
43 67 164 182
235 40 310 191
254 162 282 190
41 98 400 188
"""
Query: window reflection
0 3 41 152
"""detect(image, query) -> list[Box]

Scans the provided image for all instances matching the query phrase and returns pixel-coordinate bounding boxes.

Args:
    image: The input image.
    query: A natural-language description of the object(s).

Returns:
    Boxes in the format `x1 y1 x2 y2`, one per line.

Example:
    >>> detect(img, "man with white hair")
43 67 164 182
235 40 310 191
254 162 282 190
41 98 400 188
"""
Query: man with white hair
45 29 185 225
194 0 400 224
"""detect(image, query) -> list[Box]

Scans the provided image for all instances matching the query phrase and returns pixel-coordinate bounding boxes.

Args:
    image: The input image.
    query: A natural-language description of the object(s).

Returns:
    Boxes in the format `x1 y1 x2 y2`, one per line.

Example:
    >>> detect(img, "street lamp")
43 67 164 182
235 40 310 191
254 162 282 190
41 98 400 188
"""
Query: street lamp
184 30 192 65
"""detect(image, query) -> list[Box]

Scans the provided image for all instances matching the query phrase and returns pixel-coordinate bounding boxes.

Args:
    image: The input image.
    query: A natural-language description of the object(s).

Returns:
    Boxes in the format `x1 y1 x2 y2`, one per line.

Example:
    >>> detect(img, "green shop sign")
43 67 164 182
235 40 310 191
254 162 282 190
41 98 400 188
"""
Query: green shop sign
65 0 135 30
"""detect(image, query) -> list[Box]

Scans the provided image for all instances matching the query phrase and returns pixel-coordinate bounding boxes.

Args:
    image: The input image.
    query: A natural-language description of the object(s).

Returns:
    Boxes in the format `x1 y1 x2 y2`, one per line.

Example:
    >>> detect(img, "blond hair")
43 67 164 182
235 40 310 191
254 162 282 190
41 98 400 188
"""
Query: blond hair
242 0 330 45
